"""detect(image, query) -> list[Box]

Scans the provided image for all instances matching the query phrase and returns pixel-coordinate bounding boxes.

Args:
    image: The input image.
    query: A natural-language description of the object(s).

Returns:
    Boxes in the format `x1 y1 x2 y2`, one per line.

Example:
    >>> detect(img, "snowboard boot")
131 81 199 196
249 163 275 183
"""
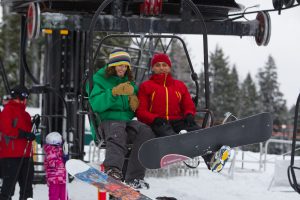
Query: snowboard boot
210 145 231 173
105 167 123 181
126 179 150 190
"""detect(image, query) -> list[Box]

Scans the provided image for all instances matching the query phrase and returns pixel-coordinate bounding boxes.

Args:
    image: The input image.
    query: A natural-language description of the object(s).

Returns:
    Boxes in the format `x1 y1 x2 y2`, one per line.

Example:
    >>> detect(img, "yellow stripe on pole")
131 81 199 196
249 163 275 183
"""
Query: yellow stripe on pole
43 29 53 34
60 29 69 35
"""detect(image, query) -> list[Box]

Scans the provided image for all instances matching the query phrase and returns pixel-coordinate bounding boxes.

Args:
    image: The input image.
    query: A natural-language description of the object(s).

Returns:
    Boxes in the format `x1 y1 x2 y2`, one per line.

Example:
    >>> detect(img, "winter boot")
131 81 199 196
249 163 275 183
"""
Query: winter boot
126 179 150 189
210 145 231 173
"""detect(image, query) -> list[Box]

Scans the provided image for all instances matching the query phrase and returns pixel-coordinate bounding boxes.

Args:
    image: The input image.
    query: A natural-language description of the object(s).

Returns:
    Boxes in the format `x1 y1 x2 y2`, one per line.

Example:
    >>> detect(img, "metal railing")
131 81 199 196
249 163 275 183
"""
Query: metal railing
264 139 300 171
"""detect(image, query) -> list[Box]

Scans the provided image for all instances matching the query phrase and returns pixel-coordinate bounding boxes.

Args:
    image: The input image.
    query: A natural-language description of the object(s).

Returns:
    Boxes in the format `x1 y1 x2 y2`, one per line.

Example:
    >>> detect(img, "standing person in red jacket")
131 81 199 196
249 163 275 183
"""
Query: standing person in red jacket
0 85 36 200
136 53 231 173
0 95 11 186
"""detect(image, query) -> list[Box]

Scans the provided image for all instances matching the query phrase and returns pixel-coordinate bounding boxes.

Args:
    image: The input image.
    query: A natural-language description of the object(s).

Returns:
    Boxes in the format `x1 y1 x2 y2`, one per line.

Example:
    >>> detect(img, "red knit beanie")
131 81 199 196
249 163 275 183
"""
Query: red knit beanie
151 53 172 68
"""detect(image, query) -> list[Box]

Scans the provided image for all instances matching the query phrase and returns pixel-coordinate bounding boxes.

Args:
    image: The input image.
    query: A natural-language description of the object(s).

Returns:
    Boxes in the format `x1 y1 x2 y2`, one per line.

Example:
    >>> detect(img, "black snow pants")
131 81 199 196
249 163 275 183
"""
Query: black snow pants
0 157 34 200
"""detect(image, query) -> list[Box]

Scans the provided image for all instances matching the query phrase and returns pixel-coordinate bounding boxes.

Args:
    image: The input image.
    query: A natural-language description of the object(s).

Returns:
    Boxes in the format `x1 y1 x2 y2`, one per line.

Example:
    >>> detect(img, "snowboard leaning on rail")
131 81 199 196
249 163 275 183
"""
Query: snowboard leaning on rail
66 159 152 200
138 112 272 169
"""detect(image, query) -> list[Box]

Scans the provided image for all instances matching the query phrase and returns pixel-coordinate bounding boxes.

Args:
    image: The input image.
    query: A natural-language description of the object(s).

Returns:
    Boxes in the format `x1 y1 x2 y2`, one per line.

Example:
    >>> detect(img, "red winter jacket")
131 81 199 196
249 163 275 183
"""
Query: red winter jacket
136 73 196 125
0 100 32 158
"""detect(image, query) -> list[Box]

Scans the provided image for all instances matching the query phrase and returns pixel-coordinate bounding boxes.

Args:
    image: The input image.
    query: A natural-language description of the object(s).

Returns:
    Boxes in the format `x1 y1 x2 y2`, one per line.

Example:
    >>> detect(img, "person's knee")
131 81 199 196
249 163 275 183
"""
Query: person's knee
141 126 156 140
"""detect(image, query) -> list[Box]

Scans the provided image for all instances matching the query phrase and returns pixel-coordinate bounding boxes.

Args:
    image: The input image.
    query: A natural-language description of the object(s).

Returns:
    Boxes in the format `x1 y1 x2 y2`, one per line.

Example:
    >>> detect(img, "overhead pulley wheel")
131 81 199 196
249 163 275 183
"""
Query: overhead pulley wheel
27 2 40 40
283 0 295 7
272 0 284 10
141 0 163 15
255 11 271 46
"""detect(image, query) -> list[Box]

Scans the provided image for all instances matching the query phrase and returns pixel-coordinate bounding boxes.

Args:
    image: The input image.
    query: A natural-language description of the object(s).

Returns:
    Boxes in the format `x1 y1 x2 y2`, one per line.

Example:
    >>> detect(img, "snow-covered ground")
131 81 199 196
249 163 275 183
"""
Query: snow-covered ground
10 150 300 200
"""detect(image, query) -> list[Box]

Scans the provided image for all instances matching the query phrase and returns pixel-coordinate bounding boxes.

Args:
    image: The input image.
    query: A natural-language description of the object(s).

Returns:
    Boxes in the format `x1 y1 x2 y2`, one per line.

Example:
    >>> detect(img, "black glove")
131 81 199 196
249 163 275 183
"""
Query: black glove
31 114 40 129
151 118 176 137
184 114 197 127
152 118 168 126
18 129 36 141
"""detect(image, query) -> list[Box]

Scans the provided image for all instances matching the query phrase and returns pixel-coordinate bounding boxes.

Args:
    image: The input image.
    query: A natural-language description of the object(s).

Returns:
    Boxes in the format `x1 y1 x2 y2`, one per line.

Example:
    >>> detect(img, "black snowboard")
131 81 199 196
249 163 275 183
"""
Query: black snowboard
138 112 272 169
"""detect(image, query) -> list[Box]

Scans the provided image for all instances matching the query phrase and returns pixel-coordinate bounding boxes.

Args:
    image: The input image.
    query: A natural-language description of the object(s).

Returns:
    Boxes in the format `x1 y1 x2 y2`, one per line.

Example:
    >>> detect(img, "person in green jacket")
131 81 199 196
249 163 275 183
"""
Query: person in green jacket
88 49 155 189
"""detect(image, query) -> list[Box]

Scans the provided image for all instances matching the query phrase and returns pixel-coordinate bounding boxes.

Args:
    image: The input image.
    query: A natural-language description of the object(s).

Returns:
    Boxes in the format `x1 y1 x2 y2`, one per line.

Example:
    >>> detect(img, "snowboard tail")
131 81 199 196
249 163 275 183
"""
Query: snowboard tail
66 159 152 200
139 112 272 169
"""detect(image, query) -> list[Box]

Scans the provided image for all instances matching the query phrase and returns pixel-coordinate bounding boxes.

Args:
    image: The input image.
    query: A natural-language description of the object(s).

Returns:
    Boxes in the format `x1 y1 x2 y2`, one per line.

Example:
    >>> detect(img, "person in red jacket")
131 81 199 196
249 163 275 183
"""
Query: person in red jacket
0 94 10 184
136 53 231 173
0 85 36 200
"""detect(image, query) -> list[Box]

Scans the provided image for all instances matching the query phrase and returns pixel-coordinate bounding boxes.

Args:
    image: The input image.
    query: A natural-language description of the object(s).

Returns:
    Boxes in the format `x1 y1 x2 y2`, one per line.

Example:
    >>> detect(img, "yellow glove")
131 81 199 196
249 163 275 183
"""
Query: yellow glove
112 82 134 96
129 95 139 112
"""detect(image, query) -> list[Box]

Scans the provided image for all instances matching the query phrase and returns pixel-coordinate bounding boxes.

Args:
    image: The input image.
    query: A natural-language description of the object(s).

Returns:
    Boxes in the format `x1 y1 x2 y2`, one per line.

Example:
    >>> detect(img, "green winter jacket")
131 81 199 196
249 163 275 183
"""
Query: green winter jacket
87 65 138 122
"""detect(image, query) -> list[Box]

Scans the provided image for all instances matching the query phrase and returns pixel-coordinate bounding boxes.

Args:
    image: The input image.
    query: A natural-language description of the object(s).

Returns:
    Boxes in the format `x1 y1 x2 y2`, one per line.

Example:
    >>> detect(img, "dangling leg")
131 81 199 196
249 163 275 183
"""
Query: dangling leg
101 121 128 180
125 121 155 189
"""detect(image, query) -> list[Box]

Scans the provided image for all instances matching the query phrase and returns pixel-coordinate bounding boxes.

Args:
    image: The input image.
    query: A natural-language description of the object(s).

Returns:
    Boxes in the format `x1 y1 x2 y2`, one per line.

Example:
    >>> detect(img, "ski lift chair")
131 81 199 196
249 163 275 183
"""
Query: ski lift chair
288 92 300 194
85 32 217 172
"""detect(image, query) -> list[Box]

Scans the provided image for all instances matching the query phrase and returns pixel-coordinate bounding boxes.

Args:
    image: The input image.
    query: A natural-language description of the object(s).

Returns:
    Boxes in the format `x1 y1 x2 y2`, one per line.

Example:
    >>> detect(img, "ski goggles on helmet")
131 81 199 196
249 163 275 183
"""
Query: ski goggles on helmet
20 92 29 99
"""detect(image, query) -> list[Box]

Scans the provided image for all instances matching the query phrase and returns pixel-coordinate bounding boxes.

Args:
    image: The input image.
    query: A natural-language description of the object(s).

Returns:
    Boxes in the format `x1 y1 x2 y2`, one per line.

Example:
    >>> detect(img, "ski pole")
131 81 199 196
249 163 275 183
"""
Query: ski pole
21 142 34 199
22 122 37 199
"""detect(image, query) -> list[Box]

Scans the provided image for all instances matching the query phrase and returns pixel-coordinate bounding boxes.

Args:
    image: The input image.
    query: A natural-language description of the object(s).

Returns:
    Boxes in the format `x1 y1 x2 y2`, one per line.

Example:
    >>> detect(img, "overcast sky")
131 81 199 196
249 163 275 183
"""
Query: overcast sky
186 1 300 109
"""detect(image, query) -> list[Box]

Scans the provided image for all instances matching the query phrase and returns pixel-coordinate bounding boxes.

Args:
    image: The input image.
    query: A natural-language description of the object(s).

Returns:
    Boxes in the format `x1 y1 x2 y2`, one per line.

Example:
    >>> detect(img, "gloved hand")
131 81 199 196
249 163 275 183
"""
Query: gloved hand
31 114 40 129
152 118 168 127
112 82 134 96
18 129 36 141
63 154 69 164
184 114 197 127
151 118 176 137
129 95 139 111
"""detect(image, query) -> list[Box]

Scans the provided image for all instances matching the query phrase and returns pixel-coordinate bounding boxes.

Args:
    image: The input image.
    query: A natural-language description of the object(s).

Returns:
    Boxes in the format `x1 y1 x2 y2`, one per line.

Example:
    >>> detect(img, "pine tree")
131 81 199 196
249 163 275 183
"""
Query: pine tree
209 46 239 122
0 8 44 106
169 39 196 96
257 55 288 126
225 66 240 117
240 73 260 117
0 12 21 96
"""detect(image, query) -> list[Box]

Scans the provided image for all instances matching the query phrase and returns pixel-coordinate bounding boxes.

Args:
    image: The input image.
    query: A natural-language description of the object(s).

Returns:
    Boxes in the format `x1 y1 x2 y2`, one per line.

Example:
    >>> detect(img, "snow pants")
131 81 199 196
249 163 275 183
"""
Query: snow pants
48 183 68 200
100 120 155 182
0 157 34 200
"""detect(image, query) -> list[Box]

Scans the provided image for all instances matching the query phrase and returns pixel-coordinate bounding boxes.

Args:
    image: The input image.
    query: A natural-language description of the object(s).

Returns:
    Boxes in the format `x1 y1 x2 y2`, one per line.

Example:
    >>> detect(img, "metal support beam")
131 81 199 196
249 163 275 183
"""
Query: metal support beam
19 15 26 85
41 13 259 36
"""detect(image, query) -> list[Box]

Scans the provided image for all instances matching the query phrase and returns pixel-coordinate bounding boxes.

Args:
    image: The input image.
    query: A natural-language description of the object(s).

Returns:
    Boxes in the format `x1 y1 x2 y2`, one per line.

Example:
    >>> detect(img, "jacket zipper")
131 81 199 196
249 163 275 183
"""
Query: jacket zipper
164 74 169 120
149 91 156 112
